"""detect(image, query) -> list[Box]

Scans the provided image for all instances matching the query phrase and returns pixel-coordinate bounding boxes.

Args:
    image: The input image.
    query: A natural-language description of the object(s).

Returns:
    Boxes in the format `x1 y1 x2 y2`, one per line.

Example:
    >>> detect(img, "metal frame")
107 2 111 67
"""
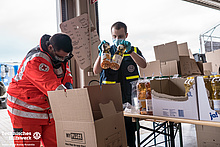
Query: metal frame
183 0 220 11
199 23 220 53
135 118 183 147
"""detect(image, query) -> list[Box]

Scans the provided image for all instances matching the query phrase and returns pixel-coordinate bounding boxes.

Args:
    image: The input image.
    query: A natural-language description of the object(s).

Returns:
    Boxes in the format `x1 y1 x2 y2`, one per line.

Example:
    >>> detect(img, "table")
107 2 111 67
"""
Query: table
124 113 220 147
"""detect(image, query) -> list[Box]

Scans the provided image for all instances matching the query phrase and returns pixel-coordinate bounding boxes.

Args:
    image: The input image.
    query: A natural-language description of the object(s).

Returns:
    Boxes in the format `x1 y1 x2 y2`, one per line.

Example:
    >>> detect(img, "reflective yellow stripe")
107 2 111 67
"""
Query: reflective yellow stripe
102 81 116 84
123 47 137 57
126 75 139 80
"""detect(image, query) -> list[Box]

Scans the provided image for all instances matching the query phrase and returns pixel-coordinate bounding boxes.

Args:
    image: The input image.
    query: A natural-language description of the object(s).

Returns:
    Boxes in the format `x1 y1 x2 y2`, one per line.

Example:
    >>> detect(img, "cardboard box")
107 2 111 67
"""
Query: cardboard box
139 60 161 77
161 60 178 76
154 41 179 62
197 76 220 122
48 84 127 147
203 62 212 75
152 41 201 76
205 49 220 74
151 78 199 119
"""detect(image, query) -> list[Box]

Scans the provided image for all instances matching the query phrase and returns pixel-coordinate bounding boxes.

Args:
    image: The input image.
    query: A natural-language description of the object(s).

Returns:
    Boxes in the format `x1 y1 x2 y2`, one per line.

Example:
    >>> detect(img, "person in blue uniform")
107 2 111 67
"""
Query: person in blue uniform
93 21 147 147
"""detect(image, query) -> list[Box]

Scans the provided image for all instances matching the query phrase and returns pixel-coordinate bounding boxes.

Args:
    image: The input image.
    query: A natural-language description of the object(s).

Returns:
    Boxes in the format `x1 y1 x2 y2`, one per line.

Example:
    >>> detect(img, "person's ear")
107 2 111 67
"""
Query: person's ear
125 33 128 39
48 44 53 51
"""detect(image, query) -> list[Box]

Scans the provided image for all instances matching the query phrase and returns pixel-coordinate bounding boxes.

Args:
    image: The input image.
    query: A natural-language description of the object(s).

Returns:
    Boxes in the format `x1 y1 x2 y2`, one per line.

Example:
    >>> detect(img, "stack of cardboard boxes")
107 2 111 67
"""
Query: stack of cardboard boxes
140 41 209 77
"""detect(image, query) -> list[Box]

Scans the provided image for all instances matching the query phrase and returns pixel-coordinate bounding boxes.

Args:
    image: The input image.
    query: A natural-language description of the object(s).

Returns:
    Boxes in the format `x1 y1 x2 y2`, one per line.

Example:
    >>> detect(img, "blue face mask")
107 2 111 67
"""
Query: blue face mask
112 38 124 47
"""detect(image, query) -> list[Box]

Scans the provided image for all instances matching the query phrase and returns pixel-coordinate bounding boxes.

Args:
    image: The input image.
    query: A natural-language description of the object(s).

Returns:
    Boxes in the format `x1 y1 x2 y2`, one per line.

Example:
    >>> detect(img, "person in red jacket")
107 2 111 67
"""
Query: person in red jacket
7 33 73 147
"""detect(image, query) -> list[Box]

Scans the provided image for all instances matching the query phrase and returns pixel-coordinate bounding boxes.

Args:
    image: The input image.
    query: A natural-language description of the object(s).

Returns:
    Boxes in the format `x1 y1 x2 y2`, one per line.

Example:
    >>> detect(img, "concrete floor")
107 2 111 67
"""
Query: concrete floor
0 109 14 147
0 108 199 147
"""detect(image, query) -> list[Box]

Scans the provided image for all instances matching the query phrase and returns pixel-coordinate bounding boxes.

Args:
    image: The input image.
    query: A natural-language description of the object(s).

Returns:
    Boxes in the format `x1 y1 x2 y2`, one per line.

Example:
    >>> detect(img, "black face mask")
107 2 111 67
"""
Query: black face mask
51 53 73 69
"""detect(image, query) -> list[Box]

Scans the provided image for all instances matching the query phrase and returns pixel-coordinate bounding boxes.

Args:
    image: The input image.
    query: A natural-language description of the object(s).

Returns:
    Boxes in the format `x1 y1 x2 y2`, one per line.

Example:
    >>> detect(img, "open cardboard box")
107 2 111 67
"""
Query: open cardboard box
197 76 220 122
48 84 127 147
151 78 199 119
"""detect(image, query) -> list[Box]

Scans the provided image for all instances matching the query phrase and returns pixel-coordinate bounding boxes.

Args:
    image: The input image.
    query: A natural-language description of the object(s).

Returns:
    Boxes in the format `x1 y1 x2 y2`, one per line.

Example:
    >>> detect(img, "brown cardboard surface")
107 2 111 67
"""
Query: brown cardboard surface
95 112 126 147
179 56 192 76
151 78 185 96
203 62 212 75
48 88 94 122
178 42 189 56
139 60 161 77
190 59 202 75
161 60 178 76
205 50 220 74
154 41 179 62
48 84 127 147
99 101 117 118
169 78 185 96
196 61 204 75
188 49 194 59
85 83 123 112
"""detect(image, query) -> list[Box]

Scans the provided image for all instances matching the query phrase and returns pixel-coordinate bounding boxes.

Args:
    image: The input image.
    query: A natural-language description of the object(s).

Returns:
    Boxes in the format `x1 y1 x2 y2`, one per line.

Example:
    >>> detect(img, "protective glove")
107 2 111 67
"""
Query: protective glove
98 40 107 56
120 40 132 53
65 82 73 89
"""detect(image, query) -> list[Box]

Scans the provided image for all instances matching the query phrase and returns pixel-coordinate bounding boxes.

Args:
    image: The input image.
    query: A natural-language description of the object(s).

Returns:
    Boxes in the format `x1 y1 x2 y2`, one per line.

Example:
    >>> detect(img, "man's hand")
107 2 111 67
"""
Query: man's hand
98 40 107 56
120 40 132 53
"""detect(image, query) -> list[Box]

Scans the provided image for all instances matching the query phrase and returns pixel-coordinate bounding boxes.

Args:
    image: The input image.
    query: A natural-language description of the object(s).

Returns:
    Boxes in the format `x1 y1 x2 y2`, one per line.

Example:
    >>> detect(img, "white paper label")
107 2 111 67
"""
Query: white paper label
101 53 111 62
213 100 220 110
146 99 152 111
112 55 122 65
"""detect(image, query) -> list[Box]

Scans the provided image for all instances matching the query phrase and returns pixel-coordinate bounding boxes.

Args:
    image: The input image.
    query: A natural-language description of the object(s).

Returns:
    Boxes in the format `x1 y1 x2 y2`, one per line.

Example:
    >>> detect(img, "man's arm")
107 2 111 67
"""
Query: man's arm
130 51 147 68
93 56 102 74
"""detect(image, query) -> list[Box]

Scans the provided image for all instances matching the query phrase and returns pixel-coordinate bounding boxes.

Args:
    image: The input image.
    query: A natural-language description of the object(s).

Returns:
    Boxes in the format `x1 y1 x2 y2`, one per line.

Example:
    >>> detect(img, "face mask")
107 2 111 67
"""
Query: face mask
112 38 124 47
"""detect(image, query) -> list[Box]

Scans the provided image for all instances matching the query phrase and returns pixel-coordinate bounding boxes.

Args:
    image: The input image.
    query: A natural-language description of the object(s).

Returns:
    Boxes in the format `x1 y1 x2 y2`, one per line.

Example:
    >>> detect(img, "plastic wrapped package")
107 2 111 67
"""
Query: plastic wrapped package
130 78 153 115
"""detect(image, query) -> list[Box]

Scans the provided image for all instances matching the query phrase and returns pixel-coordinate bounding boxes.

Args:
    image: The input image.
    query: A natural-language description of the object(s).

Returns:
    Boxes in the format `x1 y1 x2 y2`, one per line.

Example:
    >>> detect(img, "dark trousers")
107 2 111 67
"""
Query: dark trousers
125 117 136 147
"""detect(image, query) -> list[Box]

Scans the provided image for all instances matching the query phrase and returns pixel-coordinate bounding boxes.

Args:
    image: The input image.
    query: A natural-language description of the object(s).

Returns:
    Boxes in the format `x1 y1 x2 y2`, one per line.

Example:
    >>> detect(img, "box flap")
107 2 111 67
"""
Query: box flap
196 61 204 75
179 56 192 76
140 60 161 77
190 59 202 75
154 41 179 62
85 84 123 112
188 49 194 59
203 62 212 75
178 42 189 56
47 88 94 122
99 101 117 118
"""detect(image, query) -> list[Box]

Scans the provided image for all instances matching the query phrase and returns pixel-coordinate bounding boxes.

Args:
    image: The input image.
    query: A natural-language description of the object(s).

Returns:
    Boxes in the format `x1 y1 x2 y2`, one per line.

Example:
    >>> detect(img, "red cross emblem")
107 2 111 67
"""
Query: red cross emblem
39 63 49 72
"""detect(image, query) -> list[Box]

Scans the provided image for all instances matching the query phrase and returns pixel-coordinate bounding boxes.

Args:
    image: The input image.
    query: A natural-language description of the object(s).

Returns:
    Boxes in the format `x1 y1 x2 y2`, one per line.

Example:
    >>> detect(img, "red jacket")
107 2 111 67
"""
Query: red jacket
7 36 73 125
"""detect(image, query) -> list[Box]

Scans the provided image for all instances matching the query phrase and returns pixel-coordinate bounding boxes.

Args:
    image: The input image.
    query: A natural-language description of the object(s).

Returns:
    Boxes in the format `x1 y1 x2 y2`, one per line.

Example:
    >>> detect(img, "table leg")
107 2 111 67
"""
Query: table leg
136 118 140 147
169 122 175 147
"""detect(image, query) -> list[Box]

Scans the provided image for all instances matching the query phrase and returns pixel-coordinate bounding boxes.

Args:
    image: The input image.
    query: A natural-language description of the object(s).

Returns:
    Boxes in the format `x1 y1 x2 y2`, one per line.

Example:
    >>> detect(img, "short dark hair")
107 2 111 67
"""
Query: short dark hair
111 21 127 34
50 33 73 53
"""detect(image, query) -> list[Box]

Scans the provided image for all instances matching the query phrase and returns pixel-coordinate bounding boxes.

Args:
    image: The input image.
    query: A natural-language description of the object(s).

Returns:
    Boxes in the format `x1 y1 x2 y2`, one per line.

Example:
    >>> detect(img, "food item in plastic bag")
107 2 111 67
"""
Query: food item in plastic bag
137 80 147 111
145 81 153 115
